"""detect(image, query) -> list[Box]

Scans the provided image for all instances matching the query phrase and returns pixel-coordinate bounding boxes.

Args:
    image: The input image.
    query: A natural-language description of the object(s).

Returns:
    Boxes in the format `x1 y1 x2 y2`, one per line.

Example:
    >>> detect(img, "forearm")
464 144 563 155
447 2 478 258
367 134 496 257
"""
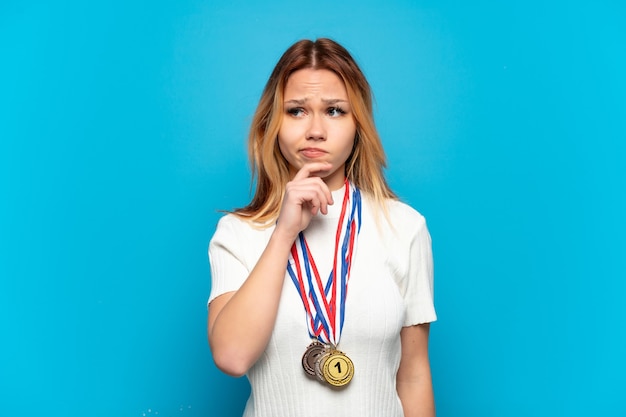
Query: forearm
397 373 435 417
397 324 435 417
208 229 294 376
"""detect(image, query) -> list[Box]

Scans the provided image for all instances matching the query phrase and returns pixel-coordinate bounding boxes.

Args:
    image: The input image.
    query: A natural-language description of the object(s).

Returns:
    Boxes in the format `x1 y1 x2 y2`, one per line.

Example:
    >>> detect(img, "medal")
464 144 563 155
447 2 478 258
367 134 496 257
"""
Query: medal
322 350 354 387
288 181 362 388
301 341 325 377
314 347 331 384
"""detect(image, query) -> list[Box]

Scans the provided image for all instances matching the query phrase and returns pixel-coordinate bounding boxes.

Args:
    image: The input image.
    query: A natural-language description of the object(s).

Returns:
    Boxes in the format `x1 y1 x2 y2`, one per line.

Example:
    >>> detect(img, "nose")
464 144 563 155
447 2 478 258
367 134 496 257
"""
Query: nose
306 113 326 141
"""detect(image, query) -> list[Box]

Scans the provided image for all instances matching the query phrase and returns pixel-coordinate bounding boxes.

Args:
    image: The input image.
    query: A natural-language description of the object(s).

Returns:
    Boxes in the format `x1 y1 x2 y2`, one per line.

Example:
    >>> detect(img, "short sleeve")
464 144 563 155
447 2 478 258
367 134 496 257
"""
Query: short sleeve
207 215 251 305
386 204 437 327
402 214 437 326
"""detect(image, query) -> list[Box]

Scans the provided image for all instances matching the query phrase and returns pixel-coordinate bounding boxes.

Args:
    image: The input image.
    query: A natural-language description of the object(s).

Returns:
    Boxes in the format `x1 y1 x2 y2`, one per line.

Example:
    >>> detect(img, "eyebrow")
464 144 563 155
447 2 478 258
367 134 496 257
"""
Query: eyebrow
284 98 349 105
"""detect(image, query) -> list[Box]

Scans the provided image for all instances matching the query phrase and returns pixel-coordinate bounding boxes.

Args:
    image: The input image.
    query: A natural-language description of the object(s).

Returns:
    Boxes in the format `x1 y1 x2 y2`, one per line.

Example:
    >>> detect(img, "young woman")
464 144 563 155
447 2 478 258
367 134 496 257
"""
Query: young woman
207 38 436 417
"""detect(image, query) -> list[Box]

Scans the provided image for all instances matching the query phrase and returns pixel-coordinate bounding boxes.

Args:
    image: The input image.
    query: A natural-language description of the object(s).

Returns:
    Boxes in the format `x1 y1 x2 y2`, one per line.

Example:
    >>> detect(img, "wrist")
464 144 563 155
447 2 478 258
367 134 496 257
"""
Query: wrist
269 226 298 250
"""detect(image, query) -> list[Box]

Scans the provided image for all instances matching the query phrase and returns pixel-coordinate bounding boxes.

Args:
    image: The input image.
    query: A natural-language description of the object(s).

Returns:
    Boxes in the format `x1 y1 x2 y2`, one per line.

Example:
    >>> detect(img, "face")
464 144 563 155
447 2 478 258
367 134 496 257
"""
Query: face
277 68 357 190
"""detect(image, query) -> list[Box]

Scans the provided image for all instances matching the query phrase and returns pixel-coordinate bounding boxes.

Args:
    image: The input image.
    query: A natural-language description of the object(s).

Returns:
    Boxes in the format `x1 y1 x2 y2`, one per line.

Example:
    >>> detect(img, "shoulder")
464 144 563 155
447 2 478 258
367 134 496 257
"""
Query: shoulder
214 213 247 230
360 195 429 244
214 213 273 232
361 193 425 222
377 198 428 236
211 213 243 239
385 199 427 225
210 213 272 245
388 201 429 250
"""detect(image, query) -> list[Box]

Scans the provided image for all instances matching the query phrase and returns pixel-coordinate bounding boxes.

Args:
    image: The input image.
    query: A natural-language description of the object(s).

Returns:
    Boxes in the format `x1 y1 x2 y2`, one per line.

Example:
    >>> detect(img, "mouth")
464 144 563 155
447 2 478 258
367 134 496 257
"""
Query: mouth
300 148 327 159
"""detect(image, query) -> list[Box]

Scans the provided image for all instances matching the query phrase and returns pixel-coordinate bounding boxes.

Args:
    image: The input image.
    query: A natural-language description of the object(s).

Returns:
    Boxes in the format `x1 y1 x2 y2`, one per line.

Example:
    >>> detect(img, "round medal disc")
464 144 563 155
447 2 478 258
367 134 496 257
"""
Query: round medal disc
322 351 354 387
302 342 325 377
314 350 331 383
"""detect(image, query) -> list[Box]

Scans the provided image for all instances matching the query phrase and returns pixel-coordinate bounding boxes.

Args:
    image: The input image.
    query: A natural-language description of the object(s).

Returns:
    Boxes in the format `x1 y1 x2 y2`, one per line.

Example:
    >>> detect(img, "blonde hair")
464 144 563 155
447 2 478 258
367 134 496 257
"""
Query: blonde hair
235 38 396 224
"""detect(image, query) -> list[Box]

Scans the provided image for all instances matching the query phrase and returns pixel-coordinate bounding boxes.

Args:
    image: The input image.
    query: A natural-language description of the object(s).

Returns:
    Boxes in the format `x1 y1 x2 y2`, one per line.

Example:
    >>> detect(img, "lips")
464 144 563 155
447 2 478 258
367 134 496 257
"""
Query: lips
300 148 327 159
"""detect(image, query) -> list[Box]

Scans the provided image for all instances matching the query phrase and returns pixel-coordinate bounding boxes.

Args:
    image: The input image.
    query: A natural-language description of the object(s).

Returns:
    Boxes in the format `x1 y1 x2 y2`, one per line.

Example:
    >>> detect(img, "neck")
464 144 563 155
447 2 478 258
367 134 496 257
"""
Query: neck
324 172 347 191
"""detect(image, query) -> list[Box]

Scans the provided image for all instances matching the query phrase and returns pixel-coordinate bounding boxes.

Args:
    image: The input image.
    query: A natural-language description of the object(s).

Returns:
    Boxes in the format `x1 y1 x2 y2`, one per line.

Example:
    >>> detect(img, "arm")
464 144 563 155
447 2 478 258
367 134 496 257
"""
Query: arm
207 231 293 376
397 323 435 417
207 163 333 377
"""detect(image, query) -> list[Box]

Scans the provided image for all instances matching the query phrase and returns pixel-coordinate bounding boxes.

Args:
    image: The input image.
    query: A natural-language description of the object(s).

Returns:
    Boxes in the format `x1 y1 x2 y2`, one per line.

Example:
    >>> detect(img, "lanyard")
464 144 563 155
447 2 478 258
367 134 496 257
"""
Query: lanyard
286 181 362 346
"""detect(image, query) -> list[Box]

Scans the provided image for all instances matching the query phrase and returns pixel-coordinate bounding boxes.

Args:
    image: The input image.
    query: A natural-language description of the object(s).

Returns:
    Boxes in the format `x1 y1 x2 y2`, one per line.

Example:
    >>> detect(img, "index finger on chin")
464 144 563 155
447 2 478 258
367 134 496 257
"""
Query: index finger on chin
293 162 333 181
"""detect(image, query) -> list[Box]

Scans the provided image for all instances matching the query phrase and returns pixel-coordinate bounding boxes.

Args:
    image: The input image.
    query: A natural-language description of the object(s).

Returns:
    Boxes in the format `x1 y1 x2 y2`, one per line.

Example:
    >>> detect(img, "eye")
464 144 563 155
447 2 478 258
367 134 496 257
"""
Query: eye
287 107 305 117
327 106 347 117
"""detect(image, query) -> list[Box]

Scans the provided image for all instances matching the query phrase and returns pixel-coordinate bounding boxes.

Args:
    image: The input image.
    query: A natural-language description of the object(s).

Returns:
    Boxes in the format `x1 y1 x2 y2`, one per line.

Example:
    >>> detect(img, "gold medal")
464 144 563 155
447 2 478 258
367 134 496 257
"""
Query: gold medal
322 350 354 387
301 341 325 377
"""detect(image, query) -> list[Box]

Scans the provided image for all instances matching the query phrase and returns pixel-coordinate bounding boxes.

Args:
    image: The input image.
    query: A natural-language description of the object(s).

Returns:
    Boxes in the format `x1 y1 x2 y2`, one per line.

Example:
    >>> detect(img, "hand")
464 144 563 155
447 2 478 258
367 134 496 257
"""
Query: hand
275 163 334 241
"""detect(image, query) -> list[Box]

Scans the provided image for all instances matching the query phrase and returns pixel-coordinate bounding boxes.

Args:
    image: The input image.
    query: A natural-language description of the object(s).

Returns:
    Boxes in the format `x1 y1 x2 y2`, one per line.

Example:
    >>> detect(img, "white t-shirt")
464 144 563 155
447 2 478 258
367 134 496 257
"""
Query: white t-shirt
208 189 436 417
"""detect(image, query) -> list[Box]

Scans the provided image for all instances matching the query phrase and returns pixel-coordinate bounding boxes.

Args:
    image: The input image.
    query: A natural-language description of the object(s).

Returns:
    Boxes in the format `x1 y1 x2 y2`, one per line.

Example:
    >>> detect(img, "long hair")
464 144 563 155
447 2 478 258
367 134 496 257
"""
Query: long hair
235 38 396 224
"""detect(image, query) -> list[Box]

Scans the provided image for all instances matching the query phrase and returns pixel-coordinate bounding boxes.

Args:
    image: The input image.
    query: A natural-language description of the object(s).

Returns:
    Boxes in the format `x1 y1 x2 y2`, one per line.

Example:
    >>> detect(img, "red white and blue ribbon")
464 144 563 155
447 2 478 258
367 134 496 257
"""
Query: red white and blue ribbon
286 180 362 346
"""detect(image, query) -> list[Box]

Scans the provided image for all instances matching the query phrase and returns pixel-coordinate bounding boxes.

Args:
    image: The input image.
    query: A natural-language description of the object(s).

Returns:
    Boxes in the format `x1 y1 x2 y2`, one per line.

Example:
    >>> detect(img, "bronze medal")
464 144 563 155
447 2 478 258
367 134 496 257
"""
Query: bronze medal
301 341 325 377
322 350 354 387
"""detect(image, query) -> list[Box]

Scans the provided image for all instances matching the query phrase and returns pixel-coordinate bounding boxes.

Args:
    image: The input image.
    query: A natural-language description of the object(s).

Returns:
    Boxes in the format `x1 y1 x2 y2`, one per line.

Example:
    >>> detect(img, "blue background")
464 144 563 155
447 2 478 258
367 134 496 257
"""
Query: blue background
1 1 625 416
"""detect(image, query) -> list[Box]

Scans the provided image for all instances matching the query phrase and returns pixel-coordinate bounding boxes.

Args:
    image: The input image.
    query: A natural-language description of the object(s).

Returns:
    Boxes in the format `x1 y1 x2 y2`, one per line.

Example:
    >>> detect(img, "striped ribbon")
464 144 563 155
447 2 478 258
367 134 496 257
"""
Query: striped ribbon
286 180 362 346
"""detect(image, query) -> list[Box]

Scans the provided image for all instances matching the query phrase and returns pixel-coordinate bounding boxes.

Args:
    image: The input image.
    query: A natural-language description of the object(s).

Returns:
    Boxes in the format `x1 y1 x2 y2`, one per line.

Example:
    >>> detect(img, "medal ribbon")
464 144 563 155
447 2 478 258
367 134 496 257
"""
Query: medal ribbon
286 180 362 346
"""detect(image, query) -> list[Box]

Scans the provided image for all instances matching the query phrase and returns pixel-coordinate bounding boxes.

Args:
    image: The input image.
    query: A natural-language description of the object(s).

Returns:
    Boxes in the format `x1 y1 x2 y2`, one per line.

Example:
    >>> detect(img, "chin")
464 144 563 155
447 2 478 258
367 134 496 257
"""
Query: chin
309 170 330 178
